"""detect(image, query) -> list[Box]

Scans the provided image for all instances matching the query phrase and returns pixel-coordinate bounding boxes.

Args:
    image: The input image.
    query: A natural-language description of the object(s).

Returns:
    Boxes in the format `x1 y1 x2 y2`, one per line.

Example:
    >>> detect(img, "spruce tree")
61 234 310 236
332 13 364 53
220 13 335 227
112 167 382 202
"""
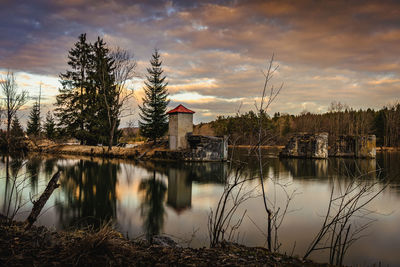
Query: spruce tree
87 37 118 146
9 116 26 152
139 49 169 143
44 111 56 140
55 33 92 144
55 34 130 146
26 101 41 136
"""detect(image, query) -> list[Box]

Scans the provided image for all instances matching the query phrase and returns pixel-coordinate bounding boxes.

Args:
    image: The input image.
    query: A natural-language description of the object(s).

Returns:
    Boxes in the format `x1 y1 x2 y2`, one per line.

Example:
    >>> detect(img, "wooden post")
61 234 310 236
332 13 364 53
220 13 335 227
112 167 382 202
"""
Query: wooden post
25 171 61 230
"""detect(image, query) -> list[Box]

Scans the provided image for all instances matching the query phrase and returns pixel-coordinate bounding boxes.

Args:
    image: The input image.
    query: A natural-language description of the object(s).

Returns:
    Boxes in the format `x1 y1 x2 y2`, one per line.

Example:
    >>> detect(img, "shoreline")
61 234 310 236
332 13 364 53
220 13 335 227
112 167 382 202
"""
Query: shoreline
0 215 328 266
230 144 399 151
25 143 400 162
29 143 145 159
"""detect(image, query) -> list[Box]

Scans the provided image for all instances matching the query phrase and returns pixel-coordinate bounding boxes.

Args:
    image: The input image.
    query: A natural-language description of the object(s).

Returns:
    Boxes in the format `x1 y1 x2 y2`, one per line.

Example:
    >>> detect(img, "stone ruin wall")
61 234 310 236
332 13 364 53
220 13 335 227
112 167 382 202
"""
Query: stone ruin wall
186 134 228 161
330 135 376 158
157 134 228 162
279 133 329 159
280 133 376 159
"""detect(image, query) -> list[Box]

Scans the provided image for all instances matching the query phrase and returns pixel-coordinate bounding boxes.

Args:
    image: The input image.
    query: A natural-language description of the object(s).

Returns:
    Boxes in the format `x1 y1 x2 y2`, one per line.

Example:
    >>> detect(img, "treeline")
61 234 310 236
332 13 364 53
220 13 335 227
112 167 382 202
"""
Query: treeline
55 34 136 149
0 33 137 153
0 32 172 153
211 102 400 147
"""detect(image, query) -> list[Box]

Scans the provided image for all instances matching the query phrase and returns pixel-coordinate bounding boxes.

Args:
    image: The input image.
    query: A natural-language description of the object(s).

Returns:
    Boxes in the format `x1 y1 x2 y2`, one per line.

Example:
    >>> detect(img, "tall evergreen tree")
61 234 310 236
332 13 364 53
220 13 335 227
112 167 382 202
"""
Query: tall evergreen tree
44 111 56 140
86 37 118 146
55 33 92 144
26 101 41 136
139 49 169 143
56 34 132 146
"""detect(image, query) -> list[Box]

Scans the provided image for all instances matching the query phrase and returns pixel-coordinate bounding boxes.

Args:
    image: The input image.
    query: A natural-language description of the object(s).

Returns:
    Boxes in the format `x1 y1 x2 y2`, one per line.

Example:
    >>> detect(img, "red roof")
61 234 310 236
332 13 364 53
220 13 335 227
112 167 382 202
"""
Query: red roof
167 104 195 114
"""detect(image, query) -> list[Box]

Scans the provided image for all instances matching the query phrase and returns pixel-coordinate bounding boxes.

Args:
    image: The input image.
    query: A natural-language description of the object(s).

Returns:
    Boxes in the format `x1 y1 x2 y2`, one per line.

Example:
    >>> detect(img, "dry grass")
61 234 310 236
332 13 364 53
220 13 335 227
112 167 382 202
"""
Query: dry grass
27 138 171 160
193 123 216 136
0 214 331 267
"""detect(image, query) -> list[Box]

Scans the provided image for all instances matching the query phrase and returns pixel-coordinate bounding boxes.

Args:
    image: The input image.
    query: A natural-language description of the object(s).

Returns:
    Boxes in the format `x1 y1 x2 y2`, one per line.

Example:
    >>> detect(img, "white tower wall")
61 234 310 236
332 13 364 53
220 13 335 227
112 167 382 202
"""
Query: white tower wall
169 113 193 150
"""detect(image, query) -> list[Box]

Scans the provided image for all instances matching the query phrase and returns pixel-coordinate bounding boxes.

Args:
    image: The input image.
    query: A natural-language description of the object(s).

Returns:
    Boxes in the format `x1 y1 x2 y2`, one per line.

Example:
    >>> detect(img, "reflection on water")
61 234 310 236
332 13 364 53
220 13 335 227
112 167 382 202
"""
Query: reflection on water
0 151 399 266
167 167 192 212
55 160 118 228
139 170 167 241
280 157 378 180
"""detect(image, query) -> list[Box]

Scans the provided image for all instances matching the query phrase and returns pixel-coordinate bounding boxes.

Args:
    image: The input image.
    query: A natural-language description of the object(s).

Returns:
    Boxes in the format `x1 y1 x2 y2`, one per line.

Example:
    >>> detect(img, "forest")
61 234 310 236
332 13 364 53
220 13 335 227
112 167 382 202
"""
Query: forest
210 101 400 147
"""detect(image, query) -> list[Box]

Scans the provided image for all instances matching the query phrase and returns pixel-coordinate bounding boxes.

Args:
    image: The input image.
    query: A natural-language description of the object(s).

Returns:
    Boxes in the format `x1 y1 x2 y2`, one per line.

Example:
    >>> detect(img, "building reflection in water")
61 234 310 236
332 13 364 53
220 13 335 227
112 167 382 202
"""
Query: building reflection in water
137 161 227 240
167 167 192 213
280 158 329 178
279 157 377 180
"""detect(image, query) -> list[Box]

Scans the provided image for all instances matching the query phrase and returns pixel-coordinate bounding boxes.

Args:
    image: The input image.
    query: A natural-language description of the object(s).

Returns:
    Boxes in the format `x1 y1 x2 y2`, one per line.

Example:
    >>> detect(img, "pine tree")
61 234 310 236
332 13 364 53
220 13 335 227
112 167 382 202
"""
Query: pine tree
9 116 26 152
26 101 41 136
44 111 56 140
55 33 92 144
139 49 169 143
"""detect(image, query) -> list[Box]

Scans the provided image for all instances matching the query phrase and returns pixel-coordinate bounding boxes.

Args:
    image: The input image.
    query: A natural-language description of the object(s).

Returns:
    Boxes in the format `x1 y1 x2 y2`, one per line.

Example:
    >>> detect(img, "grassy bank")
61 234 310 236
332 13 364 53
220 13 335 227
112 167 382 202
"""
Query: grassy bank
28 140 166 160
0 215 329 266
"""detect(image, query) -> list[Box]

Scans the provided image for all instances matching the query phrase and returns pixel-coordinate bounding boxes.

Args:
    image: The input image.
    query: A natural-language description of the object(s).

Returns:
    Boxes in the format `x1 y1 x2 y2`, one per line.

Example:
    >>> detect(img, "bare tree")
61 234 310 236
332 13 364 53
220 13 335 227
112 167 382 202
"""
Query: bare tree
0 71 28 150
2 157 35 222
207 101 262 247
303 163 388 266
207 146 258 247
254 55 283 251
101 48 137 150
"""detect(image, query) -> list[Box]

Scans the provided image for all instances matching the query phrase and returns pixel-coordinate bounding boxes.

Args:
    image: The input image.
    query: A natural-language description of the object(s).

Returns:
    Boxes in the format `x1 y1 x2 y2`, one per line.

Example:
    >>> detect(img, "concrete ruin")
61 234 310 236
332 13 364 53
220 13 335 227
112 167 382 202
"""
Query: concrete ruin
279 133 329 159
164 104 228 161
280 133 377 159
186 134 228 161
329 135 376 158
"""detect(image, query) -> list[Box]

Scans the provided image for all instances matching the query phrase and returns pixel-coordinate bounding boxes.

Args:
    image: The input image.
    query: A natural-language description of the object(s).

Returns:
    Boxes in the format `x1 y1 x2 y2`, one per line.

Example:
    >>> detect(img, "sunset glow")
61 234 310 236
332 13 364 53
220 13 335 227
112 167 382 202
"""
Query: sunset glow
1 0 399 123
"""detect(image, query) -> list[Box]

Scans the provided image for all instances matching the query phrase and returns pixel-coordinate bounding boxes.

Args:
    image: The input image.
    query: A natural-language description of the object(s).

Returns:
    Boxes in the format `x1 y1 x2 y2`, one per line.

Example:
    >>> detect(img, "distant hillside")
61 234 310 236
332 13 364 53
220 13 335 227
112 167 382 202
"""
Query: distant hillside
193 123 216 136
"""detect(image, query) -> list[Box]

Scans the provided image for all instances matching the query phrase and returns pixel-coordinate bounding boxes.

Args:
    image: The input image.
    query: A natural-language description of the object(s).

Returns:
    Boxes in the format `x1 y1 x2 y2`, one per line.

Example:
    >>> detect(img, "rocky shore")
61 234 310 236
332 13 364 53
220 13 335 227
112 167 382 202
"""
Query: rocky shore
0 215 329 267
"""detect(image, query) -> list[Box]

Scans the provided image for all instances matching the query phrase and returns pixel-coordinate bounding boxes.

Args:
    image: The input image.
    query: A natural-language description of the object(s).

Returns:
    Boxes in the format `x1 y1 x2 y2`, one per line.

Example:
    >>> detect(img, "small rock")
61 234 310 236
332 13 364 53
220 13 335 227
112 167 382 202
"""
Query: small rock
151 235 180 248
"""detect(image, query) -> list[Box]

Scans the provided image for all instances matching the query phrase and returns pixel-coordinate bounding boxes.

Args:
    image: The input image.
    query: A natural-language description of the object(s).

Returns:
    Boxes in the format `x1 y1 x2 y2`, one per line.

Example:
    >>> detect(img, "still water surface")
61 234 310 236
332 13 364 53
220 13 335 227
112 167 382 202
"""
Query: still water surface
1 150 399 266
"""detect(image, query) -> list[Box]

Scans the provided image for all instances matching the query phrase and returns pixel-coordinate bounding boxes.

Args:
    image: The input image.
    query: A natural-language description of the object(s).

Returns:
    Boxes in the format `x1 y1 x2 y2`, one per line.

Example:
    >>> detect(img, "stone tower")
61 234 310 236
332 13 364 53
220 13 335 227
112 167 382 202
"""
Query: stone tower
167 104 195 150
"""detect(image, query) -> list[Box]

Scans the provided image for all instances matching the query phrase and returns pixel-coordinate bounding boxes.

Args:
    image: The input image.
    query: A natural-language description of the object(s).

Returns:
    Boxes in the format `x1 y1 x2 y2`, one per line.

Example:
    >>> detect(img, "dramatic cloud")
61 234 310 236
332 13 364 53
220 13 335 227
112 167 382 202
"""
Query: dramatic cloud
1 0 399 124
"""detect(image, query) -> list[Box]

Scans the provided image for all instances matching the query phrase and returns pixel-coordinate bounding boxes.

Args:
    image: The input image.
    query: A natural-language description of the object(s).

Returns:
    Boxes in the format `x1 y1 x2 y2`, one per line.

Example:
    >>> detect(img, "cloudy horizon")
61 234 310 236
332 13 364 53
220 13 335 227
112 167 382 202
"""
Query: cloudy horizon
1 0 399 125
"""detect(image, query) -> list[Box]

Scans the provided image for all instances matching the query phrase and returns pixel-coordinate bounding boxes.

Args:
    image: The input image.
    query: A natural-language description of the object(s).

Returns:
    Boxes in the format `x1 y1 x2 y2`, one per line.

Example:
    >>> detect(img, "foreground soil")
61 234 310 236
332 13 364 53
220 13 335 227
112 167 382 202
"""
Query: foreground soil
0 216 329 267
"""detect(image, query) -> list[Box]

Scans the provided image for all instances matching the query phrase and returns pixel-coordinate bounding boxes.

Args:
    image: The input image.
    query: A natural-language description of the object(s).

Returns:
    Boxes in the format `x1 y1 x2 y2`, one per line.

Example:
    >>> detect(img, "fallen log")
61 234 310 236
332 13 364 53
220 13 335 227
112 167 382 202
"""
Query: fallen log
24 171 61 230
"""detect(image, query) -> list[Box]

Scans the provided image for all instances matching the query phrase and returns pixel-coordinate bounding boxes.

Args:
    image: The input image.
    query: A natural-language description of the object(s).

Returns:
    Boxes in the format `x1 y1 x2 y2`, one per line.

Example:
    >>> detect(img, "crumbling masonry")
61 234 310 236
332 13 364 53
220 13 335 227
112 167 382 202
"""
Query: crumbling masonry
280 133 376 159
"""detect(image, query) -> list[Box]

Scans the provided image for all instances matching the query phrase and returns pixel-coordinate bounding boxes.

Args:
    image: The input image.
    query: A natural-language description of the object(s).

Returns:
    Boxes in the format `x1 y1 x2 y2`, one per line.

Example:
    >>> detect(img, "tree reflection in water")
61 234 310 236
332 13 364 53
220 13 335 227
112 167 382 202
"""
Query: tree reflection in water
25 156 42 195
56 159 118 229
138 170 167 242
43 158 58 178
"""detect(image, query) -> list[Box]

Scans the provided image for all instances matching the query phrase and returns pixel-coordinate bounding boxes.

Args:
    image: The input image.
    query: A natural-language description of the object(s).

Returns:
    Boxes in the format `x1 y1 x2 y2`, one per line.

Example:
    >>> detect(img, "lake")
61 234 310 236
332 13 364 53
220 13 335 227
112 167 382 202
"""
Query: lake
1 150 399 266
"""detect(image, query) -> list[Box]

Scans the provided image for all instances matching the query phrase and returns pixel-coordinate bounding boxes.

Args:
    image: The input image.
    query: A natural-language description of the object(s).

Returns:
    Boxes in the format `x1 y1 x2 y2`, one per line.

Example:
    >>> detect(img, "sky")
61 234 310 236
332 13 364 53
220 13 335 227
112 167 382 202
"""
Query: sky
0 0 399 125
